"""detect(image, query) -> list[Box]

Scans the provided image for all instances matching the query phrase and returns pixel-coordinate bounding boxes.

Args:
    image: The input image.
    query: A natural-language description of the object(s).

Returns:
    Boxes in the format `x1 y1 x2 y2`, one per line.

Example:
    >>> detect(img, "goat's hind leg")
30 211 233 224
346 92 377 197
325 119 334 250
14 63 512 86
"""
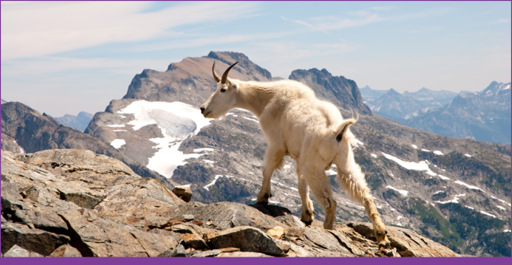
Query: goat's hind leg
256 146 285 204
305 167 337 229
338 166 390 247
335 158 390 247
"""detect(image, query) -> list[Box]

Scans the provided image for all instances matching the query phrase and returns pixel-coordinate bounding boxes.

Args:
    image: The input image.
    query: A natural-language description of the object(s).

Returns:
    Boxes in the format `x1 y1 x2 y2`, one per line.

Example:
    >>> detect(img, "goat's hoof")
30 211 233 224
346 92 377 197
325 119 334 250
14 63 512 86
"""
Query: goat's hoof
256 193 271 205
256 199 269 205
377 236 391 249
301 218 313 227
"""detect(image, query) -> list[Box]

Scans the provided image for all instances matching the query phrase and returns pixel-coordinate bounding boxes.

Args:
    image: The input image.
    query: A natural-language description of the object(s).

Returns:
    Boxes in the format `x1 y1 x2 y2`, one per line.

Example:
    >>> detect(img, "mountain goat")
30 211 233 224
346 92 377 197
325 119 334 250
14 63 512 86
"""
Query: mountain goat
200 61 390 247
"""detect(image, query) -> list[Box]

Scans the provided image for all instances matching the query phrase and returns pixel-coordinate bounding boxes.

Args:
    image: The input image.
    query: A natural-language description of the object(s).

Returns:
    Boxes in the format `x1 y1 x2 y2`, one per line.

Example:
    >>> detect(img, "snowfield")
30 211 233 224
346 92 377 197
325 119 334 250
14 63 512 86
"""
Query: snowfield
118 100 211 178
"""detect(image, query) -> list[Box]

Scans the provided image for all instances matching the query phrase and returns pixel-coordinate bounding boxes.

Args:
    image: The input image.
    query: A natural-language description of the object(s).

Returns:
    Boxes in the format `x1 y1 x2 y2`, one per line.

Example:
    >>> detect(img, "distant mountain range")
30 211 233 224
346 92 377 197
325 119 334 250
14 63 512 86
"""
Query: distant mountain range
360 83 511 144
53 111 93 132
1 52 510 256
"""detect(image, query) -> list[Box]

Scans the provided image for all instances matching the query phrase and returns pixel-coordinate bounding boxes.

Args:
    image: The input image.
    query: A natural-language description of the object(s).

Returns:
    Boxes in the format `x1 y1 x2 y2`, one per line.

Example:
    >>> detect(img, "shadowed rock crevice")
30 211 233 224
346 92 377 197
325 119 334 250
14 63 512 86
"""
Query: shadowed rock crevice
57 214 95 257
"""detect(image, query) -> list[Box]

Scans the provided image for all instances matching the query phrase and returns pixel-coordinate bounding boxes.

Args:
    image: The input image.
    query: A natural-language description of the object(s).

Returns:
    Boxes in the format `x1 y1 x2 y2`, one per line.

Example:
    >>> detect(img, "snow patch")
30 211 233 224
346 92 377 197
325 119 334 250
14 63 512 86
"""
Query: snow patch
386 186 409 197
479 211 496 218
110 139 126 149
411 144 418 149
371 153 378 158
381 152 437 176
433 150 444 156
464 154 472 158
107 124 125 128
433 190 445 195
118 100 212 178
381 152 452 181
436 194 466 204
204 175 234 191
454 180 483 192
194 148 214 153
326 168 337 175
437 175 451 181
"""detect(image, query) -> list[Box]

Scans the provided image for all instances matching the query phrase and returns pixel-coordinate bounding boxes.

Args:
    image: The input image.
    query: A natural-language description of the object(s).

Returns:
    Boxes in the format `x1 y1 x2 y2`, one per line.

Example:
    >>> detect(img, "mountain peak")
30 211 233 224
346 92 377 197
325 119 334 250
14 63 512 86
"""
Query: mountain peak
289 68 371 115
386 88 401 96
480 81 511 96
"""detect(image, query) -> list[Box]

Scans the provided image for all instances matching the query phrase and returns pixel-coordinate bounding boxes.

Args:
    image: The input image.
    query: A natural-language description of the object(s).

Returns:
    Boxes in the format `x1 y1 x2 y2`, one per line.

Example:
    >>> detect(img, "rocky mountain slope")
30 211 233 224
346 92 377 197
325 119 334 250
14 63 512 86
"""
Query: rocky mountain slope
405 82 511 144
81 51 510 256
0 101 170 187
1 149 458 257
53 111 93 132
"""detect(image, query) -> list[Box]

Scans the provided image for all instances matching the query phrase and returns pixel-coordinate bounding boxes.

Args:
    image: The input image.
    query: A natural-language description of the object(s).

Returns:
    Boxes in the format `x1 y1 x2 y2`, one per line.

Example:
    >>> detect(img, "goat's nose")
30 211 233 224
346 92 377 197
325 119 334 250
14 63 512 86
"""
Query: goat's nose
200 106 205 114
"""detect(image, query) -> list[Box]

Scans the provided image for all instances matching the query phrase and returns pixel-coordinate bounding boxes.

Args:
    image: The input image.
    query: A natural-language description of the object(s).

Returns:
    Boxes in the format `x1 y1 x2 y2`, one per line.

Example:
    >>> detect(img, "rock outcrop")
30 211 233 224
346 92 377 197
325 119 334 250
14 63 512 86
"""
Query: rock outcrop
289 68 372 115
2 149 458 257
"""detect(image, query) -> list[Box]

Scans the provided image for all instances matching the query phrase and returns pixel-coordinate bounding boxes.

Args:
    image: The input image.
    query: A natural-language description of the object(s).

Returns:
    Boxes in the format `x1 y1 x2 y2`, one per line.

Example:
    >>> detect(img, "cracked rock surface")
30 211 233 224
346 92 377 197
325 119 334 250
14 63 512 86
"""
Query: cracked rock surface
2 149 458 257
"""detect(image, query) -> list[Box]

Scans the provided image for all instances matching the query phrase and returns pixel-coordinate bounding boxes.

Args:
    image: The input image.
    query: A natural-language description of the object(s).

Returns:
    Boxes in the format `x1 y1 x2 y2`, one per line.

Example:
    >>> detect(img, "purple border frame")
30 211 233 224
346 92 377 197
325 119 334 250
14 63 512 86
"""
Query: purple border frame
0 0 511 265
0 257 512 265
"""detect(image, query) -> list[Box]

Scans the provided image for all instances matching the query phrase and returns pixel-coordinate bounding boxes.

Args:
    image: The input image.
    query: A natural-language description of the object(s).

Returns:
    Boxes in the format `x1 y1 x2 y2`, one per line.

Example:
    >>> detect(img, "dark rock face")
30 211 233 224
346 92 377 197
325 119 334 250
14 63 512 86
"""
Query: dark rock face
289 68 372 115
2 149 458 257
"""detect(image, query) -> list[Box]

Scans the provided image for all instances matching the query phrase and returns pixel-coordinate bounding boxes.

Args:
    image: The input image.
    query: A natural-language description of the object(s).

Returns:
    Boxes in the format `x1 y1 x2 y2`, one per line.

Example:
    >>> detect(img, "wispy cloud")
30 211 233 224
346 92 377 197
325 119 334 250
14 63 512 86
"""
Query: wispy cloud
1 1 259 59
281 5 449 34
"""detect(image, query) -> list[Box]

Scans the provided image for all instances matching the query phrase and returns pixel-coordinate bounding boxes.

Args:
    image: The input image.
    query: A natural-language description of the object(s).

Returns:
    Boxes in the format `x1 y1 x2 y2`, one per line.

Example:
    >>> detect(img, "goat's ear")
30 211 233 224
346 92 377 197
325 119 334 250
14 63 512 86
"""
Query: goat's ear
232 82 239 89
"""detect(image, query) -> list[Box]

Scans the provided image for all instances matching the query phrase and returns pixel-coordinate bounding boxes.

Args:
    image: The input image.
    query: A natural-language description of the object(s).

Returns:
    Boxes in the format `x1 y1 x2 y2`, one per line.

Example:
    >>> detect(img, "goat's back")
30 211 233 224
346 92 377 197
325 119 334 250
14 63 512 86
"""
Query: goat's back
258 81 344 161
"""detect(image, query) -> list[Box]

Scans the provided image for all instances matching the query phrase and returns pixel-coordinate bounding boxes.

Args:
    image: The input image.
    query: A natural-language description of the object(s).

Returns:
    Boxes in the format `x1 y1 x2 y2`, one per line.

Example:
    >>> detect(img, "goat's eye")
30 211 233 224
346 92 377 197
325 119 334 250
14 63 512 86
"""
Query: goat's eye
220 88 227 93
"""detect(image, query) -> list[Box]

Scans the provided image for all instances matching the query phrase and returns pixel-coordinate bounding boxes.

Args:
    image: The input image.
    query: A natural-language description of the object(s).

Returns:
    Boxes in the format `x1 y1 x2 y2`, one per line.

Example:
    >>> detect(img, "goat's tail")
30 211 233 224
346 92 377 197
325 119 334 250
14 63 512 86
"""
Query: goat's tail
334 118 357 142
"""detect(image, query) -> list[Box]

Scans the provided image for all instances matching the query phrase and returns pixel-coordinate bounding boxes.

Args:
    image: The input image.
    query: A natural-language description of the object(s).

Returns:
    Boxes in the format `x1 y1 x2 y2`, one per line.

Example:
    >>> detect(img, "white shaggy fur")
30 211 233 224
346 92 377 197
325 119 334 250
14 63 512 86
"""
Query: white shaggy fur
201 62 390 246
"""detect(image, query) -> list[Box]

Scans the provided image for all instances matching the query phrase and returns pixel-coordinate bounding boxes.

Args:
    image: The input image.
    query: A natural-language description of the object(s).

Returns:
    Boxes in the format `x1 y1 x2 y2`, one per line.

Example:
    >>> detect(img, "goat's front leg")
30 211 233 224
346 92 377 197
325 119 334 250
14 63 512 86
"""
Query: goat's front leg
257 146 285 204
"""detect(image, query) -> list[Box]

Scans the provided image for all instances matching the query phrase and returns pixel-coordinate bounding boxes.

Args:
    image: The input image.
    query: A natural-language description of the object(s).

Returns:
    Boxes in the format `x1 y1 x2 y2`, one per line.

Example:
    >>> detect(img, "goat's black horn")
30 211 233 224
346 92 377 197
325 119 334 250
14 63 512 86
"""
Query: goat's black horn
221 61 238 84
212 61 221 83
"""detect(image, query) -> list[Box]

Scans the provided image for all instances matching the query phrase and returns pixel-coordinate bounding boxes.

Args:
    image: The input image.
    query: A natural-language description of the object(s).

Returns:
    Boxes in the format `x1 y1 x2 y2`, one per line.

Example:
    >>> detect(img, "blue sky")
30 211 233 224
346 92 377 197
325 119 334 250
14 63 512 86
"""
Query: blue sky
1 1 510 116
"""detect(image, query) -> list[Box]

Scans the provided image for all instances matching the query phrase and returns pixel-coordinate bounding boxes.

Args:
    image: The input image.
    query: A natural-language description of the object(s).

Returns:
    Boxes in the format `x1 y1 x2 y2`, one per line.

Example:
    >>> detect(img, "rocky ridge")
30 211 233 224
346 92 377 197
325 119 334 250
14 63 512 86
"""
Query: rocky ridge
1 149 458 257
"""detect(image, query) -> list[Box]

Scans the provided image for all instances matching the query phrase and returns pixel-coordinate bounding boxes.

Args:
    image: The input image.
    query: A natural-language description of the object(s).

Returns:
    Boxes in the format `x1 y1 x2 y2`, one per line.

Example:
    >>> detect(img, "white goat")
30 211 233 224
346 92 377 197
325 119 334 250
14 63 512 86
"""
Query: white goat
200 61 390 247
